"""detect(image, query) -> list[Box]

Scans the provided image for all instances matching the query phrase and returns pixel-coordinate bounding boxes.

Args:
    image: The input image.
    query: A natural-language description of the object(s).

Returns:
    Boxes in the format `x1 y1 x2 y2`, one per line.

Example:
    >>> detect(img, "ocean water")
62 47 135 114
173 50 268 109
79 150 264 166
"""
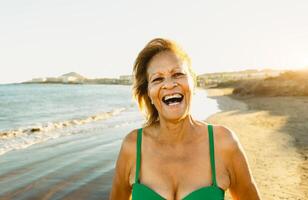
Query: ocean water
0 84 134 131
0 83 219 155
0 83 220 199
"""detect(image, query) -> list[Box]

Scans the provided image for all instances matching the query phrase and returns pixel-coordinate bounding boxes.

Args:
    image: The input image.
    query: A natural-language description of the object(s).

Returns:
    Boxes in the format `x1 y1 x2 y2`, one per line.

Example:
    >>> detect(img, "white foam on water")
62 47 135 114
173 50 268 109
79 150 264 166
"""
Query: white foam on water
0 107 128 155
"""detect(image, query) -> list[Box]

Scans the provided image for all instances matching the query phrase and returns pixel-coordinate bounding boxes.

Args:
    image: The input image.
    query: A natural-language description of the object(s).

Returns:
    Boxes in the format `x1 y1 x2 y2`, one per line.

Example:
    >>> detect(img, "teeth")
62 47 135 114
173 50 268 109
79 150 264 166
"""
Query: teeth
163 94 182 101
168 102 180 106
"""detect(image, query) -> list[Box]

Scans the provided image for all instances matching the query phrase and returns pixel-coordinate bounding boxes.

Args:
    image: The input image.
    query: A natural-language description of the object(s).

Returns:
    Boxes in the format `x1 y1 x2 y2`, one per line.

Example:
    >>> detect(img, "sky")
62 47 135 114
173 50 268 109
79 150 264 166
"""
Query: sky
1 0 307 84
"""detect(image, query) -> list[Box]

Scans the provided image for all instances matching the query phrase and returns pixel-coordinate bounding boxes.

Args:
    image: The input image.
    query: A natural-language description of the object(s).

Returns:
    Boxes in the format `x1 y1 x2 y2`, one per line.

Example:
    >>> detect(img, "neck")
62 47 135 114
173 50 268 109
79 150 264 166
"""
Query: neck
155 115 196 145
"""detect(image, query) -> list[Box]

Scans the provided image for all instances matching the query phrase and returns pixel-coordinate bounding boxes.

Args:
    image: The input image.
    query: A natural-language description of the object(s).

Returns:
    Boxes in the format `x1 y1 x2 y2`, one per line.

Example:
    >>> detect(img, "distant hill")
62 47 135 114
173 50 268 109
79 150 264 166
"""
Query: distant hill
59 72 86 79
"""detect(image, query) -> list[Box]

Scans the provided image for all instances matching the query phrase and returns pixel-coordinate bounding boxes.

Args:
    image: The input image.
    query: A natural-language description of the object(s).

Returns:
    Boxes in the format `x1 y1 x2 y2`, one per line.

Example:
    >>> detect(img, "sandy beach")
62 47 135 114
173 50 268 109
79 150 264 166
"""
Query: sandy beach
205 88 308 200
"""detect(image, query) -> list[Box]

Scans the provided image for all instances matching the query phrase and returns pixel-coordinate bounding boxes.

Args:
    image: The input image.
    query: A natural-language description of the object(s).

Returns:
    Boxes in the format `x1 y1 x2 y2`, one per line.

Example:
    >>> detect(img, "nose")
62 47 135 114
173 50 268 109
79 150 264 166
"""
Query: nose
162 77 178 89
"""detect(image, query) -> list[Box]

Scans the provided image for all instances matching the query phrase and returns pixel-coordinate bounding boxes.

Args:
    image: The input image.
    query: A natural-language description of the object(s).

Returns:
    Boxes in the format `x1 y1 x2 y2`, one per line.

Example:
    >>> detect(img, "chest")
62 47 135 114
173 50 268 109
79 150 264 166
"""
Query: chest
129 140 230 199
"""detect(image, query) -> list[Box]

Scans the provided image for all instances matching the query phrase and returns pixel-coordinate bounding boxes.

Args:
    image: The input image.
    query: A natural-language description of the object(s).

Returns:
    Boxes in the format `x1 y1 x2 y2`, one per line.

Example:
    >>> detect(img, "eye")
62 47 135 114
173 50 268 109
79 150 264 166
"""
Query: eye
173 72 185 78
152 77 163 83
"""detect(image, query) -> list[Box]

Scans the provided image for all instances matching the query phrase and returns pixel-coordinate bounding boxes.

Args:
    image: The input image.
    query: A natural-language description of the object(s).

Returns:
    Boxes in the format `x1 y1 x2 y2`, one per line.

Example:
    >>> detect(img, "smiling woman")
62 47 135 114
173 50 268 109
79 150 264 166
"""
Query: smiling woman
146 50 194 124
132 38 196 126
109 38 261 200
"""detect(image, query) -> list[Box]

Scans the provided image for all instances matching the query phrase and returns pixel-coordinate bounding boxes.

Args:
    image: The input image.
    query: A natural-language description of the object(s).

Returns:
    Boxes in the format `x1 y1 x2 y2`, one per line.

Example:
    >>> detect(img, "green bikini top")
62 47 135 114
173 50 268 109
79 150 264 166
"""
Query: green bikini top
131 124 225 200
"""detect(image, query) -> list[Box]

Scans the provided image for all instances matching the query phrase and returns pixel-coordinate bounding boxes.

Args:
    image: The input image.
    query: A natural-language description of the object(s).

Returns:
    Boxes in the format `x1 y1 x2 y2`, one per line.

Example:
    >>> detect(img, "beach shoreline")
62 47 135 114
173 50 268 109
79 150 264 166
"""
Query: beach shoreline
205 88 308 200
1 86 307 200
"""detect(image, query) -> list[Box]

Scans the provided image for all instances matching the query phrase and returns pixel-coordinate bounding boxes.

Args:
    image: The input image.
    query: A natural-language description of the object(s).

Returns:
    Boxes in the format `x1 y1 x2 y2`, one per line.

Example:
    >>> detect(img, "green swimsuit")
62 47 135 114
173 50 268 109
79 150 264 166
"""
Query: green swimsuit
132 124 225 199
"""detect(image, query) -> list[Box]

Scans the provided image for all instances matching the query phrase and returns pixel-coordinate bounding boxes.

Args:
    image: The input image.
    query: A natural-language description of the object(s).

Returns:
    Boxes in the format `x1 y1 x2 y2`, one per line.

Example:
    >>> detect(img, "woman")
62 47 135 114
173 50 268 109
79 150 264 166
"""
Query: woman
109 38 261 200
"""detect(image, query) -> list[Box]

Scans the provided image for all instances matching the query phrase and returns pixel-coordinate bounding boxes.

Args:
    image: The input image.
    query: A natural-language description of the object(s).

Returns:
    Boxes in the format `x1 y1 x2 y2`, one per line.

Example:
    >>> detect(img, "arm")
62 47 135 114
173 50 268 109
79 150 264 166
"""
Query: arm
219 126 261 200
109 130 136 200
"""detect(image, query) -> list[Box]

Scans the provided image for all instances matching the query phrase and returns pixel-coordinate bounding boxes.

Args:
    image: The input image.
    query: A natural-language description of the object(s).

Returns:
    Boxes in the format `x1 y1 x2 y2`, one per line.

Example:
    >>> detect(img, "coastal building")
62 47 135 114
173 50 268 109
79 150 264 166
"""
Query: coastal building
59 76 78 83
119 75 133 84
197 69 284 87
31 78 46 82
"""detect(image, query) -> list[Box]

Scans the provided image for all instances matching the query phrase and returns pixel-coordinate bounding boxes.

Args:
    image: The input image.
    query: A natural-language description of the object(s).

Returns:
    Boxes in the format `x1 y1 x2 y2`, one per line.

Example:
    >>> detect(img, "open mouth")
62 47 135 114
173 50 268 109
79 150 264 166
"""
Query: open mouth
162 93 184 106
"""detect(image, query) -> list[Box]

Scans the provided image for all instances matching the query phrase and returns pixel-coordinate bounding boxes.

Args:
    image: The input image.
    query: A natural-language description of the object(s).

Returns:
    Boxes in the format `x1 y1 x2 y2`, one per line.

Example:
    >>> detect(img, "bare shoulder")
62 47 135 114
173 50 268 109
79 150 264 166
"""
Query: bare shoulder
212 124 241 155
120 129 138 159
113 129 140 182
211 125 261 198
109 129 139 199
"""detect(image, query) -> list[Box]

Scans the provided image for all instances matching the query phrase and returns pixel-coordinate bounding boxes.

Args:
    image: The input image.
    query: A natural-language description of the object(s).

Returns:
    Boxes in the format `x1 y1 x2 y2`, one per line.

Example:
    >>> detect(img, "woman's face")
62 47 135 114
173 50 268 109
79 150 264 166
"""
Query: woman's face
147 51 194 122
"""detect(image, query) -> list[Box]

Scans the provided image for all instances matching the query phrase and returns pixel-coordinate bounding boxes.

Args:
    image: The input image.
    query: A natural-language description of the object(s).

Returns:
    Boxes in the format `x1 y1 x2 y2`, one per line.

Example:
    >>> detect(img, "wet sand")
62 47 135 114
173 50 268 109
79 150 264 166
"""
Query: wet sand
205 88 308 200
0 124 138 200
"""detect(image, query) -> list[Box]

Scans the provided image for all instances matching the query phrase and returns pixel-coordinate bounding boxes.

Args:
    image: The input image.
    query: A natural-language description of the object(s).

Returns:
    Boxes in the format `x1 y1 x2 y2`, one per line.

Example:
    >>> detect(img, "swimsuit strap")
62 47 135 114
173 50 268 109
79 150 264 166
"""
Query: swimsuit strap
208 124 218 186
135 128 142 183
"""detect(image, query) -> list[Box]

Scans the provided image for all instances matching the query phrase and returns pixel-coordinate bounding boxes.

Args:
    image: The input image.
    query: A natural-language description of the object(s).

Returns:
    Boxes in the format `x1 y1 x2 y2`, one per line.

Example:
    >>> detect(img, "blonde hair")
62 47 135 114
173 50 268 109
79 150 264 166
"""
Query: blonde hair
132 38 195 126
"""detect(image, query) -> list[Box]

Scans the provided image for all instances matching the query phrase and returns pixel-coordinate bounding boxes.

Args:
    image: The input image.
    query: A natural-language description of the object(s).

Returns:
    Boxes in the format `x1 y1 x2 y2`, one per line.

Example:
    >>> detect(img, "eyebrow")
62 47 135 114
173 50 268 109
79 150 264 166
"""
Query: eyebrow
148 72 162 81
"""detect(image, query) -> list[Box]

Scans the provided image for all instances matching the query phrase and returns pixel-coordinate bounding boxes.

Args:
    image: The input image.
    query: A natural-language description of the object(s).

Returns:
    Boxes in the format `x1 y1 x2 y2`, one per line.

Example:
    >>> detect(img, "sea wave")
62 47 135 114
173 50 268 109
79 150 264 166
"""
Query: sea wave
0 107 127 155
